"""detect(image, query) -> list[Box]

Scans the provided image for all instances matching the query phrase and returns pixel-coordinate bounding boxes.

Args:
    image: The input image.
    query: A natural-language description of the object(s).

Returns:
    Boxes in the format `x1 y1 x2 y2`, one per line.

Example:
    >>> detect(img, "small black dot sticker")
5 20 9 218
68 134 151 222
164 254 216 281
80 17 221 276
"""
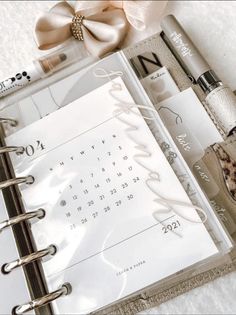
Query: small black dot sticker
60 200 67 207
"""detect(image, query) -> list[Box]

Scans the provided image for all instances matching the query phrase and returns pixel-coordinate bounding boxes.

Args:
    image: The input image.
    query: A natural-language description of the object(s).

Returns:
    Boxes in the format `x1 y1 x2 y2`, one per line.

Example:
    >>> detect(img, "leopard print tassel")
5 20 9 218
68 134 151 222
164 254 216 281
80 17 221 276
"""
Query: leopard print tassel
212 143 236 201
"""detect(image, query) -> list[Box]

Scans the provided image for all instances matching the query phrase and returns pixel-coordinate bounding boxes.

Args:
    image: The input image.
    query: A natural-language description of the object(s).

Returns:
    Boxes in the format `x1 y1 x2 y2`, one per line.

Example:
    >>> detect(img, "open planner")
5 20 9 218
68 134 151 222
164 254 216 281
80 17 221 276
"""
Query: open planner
0 41 234 315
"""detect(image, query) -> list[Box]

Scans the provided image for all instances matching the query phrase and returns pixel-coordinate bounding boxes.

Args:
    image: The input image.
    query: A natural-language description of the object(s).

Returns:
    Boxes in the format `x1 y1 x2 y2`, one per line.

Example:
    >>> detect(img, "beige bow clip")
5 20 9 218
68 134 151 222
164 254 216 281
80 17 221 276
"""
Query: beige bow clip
35 1 167 57
35 1 129 57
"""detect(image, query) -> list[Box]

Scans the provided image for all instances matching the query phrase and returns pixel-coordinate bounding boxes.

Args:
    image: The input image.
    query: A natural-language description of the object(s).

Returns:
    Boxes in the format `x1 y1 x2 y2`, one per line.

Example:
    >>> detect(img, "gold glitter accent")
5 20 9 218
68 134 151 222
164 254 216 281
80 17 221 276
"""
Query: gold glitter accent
71 14 84 41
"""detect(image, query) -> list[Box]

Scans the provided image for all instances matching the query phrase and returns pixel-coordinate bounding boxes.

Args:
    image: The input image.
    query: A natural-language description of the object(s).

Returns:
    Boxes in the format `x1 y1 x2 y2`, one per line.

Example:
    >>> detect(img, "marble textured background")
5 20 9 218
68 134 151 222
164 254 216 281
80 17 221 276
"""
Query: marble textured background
0 1 236 314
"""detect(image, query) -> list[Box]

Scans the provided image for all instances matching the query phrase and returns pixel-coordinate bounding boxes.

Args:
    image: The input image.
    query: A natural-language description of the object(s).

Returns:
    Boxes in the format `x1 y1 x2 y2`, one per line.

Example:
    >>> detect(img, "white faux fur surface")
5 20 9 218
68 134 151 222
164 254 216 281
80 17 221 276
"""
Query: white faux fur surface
0 1 236 314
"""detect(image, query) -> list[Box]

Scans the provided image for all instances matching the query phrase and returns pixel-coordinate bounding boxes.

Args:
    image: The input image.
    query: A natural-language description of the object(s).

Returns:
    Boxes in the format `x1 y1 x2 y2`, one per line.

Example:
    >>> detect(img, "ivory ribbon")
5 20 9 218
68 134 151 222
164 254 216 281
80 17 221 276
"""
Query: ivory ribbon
35 1 167 57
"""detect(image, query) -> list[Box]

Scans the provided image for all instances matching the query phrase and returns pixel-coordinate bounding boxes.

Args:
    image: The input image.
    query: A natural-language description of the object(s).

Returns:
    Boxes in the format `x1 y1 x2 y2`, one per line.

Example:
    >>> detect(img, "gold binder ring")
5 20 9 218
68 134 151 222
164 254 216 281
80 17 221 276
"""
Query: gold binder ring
0 146 24 155
0 175 34 190
0 117 17 127
12 283 71 314
0 209 45 234
1 244 57 274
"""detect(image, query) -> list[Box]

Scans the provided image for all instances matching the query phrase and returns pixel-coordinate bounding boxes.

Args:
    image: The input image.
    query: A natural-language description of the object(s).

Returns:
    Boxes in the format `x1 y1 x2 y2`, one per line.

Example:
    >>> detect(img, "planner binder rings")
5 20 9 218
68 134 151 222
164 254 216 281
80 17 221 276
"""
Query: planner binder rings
0 126 70 314
0 40 234 315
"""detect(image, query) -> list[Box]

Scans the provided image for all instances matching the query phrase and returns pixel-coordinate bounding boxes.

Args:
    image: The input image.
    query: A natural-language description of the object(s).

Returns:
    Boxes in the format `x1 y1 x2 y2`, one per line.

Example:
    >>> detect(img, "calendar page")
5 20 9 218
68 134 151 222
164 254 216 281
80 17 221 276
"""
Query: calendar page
6 76 218 314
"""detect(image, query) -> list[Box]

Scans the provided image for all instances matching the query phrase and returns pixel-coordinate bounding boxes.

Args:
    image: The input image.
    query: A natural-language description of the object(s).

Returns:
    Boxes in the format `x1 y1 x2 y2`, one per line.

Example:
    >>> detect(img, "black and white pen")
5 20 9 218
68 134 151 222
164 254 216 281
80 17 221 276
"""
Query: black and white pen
0 43 88 99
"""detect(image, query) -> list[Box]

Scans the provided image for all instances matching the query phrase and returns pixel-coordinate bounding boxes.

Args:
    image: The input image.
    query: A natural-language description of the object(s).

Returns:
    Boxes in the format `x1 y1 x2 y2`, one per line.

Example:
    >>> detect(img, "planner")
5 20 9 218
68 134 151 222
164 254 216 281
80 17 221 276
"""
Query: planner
4 76 220 313
0 48 233 315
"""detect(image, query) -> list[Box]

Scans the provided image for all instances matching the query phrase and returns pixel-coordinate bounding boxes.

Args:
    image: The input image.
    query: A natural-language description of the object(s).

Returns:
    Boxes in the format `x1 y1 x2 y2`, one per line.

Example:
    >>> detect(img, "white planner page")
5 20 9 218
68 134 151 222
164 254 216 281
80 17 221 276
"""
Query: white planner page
6 77 218 314
157 88 223 165
0 191 34 315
